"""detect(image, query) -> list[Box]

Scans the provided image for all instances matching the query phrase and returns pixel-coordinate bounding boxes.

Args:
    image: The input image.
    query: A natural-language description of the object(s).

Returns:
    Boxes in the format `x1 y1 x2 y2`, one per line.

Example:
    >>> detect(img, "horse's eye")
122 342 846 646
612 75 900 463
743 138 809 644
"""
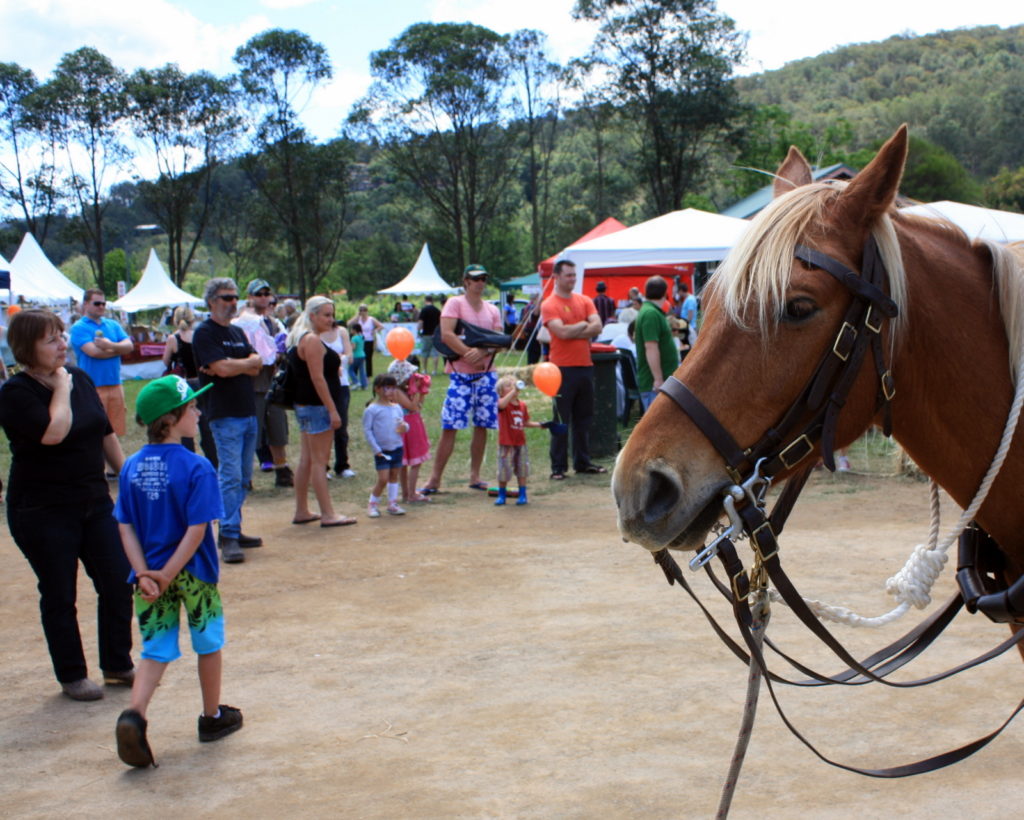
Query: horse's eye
782 297 818 323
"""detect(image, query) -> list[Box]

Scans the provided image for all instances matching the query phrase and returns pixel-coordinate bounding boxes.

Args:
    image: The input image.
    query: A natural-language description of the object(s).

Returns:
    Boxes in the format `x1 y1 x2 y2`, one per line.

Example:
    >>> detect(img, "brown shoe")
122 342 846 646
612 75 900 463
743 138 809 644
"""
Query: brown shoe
103 668 135 687
116 709 157 767
274 466 294 487
62 678 103 701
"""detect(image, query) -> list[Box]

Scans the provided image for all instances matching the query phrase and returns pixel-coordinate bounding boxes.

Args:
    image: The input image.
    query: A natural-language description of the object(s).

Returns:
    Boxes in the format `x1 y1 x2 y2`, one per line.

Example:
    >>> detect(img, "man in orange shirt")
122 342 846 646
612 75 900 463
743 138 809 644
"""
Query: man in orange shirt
540 259 607 480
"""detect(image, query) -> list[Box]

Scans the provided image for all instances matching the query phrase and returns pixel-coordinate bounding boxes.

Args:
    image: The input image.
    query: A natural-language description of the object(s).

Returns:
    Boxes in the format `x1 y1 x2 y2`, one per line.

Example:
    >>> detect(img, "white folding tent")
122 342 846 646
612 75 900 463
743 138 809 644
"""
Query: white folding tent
112 249 204 312
7 233 83 303
377 243 460 295
900 200 1024 243
560 209 751 276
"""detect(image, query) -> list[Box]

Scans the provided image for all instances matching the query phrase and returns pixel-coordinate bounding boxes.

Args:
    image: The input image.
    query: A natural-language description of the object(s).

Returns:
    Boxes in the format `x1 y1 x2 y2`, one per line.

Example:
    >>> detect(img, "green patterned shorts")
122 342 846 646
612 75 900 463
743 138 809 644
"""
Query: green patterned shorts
135 570 224 663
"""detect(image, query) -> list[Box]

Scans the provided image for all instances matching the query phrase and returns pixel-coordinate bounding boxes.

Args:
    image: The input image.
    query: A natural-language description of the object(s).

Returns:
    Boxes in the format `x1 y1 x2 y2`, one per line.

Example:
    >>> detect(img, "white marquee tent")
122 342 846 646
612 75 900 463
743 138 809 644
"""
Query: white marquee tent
7 233 83 303
377 243 460 295
900 200 1024 244
561 209 750 274
112 249 205 312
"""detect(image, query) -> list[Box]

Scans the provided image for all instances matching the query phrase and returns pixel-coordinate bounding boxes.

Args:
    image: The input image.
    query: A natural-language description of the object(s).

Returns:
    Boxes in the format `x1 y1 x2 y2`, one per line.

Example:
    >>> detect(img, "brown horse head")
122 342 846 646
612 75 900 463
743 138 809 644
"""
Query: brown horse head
613 127 912 551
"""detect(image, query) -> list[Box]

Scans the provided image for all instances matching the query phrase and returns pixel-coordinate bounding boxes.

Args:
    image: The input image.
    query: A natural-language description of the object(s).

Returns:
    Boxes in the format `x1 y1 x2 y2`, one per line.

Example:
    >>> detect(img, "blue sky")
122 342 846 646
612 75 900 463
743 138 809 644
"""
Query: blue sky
2 0 1022 141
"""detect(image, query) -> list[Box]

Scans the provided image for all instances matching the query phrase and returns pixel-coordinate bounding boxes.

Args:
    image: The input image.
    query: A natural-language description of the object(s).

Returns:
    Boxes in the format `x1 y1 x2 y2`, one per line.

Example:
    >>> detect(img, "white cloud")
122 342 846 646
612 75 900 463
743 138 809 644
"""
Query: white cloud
1 0 268 79
428 0 596 64
260 0 323 10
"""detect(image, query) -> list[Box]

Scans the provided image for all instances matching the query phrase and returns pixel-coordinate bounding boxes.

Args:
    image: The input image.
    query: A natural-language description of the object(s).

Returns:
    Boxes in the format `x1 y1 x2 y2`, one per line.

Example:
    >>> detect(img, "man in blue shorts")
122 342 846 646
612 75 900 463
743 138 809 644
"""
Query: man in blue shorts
420 265 502 493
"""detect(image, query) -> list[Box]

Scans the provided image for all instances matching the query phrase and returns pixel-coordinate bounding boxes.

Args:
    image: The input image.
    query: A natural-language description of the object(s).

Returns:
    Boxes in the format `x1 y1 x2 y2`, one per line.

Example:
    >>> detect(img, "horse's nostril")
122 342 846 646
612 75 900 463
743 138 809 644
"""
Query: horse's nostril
643 467 681 525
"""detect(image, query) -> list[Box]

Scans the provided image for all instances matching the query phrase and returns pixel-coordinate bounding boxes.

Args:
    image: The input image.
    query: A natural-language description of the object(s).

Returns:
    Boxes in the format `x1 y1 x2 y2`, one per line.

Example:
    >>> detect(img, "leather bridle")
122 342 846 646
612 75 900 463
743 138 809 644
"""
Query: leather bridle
651 235 1024 777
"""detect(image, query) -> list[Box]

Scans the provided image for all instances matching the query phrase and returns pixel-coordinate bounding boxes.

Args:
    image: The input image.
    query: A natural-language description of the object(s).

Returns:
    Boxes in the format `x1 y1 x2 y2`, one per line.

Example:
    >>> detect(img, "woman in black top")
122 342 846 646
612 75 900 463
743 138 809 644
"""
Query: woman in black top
286 296 356 527
0 310 133 701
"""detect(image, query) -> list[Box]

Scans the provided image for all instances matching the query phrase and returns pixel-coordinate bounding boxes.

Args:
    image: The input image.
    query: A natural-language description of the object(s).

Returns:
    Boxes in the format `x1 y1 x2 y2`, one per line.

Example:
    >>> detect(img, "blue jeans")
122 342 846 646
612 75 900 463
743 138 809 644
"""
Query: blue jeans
349 358 368 389
209 415 258 539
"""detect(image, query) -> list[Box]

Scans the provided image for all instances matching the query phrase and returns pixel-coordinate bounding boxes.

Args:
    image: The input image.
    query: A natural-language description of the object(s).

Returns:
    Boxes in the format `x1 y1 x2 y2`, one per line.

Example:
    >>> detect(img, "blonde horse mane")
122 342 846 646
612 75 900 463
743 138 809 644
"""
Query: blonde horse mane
711 181 1024 385
710 181 908 342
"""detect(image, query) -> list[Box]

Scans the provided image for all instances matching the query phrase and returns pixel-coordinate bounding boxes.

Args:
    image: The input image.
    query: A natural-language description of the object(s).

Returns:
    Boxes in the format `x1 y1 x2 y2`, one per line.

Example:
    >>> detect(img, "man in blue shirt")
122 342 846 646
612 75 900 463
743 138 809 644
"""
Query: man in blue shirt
678 282 698 345
70 289 134 440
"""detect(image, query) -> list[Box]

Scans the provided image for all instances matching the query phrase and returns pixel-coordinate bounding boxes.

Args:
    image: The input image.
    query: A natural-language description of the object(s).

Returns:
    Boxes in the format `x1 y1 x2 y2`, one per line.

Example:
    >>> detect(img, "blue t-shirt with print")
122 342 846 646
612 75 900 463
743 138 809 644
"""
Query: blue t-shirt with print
69 316 130 386
115 443 225 584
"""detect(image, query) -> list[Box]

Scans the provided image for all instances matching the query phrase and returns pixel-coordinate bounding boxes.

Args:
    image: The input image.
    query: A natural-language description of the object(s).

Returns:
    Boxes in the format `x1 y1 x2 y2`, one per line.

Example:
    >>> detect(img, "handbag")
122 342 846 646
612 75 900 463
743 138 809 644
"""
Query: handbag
266 348 298 409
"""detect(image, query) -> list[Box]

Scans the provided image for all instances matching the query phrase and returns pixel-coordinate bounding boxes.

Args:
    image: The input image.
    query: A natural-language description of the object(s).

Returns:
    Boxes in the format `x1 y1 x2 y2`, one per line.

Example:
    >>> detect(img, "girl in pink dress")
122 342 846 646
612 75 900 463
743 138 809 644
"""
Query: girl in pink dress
387 358 432 502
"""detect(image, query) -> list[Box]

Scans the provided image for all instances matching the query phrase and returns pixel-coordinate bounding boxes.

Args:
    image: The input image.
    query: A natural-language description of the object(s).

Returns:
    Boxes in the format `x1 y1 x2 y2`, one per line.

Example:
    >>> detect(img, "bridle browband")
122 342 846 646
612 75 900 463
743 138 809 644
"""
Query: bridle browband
651 234 1024 778
660 235 898 486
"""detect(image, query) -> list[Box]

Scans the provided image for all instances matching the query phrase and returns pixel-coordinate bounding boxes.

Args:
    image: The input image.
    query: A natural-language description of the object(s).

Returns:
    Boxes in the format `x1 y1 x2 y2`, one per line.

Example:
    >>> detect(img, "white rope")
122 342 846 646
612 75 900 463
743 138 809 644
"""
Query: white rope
771 354 1024 627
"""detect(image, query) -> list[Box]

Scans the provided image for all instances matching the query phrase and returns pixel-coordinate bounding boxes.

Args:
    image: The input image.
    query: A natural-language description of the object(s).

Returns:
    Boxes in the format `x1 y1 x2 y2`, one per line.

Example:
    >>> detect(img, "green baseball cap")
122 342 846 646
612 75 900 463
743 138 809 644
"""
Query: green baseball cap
463 264 488 279
247 278 272 295
136 375 212 424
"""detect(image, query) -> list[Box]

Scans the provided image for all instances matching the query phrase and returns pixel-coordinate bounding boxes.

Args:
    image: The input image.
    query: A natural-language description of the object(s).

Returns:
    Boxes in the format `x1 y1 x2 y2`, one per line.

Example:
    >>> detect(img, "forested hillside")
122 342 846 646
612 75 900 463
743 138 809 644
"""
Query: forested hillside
737 24 1024 179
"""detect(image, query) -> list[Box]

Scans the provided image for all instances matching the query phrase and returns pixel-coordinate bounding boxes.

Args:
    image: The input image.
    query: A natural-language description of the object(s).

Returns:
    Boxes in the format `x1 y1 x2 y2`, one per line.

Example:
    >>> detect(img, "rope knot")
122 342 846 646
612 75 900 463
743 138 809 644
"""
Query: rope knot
886 543 948 609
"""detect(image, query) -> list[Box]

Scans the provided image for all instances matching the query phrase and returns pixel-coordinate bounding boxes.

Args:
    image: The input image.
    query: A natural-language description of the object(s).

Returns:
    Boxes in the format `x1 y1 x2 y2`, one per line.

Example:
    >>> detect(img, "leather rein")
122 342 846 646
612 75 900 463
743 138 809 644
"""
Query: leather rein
653 235 1024 777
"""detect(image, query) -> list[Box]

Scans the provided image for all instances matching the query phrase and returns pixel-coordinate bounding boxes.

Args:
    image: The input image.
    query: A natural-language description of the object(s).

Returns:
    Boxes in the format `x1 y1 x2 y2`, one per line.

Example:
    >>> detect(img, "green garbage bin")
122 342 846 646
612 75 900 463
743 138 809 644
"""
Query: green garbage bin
590 350 621 459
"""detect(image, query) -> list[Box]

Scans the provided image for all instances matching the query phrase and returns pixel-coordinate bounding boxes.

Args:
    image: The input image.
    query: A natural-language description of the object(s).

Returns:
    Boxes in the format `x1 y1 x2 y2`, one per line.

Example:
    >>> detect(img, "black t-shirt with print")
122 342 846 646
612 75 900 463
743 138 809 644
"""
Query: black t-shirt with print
192 319 256 420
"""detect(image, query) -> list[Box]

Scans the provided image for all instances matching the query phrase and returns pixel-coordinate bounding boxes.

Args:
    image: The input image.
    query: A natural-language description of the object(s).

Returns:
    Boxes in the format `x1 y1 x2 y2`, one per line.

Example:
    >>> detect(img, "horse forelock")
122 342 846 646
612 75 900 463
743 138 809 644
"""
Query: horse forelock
710 181 907 343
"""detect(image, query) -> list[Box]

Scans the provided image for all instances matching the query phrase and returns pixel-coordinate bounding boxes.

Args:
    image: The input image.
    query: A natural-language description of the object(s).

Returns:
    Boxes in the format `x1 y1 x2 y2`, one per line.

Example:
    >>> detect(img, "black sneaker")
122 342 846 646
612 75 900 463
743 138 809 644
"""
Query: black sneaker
198 704 243 742
116 709 157 767
219 538 245 564
274 466 294 487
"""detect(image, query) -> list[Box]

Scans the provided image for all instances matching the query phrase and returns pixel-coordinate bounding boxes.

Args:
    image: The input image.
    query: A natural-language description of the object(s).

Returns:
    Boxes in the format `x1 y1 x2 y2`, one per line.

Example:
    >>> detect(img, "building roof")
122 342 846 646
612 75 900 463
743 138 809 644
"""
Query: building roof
721 163 857 219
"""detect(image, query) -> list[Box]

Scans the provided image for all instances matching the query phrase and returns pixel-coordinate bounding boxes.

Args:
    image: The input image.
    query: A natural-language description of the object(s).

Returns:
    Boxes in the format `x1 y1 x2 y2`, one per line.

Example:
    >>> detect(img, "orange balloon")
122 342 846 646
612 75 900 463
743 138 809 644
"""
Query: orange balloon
532 362 562 397
386 326 415 361
7 304 21 316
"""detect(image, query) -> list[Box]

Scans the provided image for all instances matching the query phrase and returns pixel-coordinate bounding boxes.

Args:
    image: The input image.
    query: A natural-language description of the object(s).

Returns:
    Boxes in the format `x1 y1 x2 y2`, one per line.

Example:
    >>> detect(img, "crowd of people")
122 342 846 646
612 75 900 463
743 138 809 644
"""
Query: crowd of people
0 262 700 769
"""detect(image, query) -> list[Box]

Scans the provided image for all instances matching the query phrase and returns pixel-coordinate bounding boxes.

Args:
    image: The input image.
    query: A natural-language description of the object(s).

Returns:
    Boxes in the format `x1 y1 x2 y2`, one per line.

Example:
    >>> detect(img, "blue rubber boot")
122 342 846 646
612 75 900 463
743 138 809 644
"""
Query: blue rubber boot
494 488 507 506
516 486 528 505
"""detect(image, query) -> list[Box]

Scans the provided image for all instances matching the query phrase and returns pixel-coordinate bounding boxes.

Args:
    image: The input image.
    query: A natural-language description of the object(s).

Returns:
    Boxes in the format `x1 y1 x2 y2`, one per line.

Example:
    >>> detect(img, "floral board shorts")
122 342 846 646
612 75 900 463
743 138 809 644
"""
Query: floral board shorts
441 371 498 430
135 570 225 663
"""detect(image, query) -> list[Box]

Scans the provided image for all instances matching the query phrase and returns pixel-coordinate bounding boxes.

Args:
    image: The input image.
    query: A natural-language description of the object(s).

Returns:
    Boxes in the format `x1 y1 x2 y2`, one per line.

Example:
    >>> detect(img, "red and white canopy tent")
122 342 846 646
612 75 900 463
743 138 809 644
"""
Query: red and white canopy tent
537 217 693 302
558 209 749 295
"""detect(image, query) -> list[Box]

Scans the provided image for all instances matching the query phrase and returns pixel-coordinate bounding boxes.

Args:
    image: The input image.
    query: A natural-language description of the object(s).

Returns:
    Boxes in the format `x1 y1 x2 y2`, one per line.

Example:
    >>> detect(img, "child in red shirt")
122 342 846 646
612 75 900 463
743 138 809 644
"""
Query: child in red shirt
495 375 543 506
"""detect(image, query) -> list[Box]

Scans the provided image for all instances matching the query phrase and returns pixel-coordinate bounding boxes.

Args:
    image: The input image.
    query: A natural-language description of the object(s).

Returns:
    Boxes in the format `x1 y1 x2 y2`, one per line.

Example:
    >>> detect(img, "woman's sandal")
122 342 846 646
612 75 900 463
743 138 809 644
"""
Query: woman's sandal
321 516 358 528
550 472 567 481
292 514 321 525
576 464 608 474
408 493 431 503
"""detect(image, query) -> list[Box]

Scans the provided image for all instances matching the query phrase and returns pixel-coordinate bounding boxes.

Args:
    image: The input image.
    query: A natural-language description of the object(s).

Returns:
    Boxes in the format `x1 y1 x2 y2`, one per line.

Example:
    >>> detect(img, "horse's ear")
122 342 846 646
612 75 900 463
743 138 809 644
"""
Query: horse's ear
837 125 908 225
773 146 813 197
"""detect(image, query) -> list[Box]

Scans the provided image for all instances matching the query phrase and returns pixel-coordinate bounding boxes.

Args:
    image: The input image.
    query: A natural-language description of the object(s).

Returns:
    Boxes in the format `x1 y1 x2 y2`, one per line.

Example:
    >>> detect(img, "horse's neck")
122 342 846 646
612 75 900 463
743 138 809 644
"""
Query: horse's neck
890 230 1024 565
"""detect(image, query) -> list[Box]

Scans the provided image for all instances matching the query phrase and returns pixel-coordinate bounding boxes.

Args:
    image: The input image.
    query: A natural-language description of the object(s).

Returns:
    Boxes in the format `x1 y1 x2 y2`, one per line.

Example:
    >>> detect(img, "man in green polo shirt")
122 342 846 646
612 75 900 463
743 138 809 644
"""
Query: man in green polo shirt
633 276 680 410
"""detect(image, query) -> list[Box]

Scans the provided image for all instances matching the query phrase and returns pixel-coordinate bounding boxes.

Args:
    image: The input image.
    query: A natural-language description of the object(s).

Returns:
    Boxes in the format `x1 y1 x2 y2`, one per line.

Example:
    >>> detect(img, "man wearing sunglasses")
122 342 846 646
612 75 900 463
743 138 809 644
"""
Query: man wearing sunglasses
193 278 264 564
69 289 134 446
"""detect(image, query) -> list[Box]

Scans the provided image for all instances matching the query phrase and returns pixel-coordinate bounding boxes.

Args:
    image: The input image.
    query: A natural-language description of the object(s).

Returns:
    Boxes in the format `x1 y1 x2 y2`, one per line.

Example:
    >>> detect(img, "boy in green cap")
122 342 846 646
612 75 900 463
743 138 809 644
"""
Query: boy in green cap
113 375 243 768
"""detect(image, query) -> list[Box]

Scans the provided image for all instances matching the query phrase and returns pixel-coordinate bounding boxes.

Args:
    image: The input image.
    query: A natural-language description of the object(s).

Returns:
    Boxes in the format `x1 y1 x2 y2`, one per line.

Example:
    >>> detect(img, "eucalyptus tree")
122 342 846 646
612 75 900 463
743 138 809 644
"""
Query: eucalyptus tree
573 0 747 214
234 28 350 299
508 29 563 268
0 62 62 242
349 22 521 274
126 65 240 285
36 47 132 289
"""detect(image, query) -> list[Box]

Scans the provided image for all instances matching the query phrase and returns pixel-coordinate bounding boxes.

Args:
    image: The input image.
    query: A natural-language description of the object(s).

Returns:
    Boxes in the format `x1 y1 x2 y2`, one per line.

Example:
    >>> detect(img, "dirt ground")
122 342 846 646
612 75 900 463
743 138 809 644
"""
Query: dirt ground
1 468 1022 819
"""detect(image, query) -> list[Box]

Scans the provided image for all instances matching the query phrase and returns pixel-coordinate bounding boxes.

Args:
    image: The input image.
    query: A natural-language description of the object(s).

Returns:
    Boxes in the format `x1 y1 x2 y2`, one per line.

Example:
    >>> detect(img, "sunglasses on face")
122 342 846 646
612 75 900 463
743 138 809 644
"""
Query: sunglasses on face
466 276 488 283
92 301 106 306
253 290 271 297
217 294 239 302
